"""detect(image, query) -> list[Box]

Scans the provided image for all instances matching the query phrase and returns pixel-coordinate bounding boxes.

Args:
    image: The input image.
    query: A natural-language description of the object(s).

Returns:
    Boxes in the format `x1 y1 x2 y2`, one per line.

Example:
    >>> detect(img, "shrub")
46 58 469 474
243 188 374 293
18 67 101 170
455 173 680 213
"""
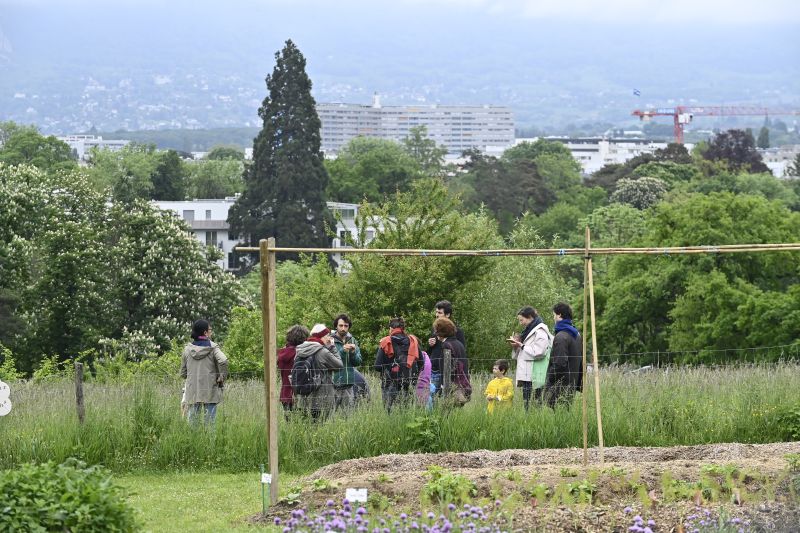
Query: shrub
0 458 138 532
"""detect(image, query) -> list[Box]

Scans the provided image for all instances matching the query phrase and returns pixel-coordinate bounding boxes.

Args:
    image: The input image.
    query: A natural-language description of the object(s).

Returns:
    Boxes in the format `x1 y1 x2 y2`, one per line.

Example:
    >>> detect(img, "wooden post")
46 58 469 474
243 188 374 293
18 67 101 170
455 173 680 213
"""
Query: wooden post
442 346 452 395
586 240 606 463
75 362 85 425
582 228 589 466
260 238 279 505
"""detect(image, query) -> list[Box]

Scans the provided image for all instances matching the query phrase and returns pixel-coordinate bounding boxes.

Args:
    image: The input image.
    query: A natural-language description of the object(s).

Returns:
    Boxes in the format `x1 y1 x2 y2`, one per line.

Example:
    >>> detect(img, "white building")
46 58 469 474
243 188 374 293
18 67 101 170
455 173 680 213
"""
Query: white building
517 137 686 175
155 197 241 271
317 95 514 156
57 135 129 161
759 145 800 178
153 198 377 272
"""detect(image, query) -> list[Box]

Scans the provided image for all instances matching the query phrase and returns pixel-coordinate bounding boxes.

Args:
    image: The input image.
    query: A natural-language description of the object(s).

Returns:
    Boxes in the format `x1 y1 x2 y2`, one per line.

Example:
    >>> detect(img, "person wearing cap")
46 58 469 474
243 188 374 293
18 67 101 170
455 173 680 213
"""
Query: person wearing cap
294 323 343 419
181 319 229 425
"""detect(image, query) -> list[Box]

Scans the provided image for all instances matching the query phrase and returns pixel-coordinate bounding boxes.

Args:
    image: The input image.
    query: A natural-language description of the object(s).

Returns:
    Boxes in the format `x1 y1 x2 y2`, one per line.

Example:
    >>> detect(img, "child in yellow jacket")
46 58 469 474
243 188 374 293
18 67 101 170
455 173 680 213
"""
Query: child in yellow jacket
485 359 514 414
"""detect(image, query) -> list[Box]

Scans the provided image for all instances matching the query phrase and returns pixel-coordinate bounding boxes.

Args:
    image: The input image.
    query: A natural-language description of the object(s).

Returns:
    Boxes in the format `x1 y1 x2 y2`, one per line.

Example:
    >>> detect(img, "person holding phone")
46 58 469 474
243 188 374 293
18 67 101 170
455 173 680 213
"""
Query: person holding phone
508 306 551 410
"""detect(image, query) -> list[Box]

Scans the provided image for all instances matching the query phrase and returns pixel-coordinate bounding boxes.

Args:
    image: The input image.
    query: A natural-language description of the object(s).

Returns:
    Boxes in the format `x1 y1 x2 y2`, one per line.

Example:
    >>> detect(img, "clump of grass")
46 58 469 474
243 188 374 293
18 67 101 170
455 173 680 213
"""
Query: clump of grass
1 363 798 475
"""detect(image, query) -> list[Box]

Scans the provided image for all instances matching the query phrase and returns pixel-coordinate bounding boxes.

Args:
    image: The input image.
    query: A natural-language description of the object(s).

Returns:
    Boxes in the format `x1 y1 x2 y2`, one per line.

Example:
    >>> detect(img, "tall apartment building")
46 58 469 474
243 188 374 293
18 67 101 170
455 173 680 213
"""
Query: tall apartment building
317 95 514 155
57 135 129 161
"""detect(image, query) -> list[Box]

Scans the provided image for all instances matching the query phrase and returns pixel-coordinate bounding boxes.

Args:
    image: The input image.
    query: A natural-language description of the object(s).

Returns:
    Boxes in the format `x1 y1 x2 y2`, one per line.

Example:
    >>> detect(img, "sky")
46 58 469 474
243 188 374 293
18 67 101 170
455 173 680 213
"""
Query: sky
0 0 797 130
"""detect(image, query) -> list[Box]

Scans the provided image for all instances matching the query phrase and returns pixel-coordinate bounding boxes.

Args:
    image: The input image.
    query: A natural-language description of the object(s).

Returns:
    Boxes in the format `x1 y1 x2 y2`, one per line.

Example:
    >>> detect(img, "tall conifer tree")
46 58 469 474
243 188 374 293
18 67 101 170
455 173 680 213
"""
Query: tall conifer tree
229 40 332 260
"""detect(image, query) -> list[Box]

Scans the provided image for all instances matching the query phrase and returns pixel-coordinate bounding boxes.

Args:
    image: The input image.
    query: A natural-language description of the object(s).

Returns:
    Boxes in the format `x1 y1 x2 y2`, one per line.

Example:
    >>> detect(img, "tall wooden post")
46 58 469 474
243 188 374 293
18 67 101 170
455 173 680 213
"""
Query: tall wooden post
586 233 606 463
260 238 279 504
581 228 589 466
75 362 85 425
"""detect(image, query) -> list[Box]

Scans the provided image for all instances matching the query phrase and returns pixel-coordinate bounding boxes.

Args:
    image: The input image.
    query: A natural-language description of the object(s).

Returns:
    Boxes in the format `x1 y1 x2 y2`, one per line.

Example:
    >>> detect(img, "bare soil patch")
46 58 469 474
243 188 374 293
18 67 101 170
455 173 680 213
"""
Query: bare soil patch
253 442 800 532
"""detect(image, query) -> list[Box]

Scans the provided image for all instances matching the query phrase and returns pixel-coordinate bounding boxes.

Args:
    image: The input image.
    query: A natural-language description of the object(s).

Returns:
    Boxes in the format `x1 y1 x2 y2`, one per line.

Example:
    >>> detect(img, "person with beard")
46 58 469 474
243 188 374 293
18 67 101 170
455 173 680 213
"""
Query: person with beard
508 306 552 410
330 313 363 411
427 300 467 394
545 302 583 407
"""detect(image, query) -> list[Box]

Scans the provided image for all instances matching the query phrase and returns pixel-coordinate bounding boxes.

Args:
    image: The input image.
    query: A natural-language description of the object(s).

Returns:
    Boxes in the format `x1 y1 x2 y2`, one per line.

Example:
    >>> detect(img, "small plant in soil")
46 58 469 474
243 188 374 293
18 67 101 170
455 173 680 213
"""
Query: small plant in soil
560 467 579 477
311 477 336 492
785 453 800 473
421 465 478 506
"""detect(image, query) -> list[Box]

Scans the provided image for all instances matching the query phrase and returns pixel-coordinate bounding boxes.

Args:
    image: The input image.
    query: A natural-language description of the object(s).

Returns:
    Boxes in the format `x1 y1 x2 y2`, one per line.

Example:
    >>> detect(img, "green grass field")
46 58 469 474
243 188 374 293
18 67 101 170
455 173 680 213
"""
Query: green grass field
119 472 283 532
2 363 798 477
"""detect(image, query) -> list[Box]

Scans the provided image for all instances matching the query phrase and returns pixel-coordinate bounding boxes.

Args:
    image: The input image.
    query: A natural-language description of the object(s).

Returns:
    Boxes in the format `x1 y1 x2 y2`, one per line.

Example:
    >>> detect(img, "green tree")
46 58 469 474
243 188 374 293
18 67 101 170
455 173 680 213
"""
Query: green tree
151 149 187 200
458 150 555 234
87 143 159 202
0 130 77 173
342 178 502 353
228 40 333 260
757 127 770 149
402 125 447 176
326 137 420 202
186 159 244 199
702 129 770 173
596 192 800 363
206 145 245 161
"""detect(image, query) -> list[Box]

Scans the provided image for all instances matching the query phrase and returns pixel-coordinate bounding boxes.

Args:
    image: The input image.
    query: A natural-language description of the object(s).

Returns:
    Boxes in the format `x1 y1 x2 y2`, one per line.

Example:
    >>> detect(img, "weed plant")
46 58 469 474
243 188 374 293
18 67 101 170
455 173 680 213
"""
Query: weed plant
1 363 798 475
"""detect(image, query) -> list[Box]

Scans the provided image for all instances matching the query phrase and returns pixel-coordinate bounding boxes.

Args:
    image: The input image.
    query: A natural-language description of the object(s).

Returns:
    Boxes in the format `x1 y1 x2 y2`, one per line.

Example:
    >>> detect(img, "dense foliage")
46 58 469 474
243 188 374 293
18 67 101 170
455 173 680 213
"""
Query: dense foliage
0 458 138 532
0 163 244 373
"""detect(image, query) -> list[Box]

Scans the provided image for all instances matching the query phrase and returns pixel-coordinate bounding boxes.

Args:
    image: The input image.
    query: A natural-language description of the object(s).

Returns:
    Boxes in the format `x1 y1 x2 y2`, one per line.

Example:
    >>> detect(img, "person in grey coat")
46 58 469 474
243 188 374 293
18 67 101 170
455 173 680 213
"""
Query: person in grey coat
293 323 343 419
181 319 229 424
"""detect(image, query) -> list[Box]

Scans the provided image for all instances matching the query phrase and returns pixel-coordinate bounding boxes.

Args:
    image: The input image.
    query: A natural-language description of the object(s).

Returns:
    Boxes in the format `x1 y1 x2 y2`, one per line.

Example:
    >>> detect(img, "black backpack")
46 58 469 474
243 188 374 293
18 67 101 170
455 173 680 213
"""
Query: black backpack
291 353 320 397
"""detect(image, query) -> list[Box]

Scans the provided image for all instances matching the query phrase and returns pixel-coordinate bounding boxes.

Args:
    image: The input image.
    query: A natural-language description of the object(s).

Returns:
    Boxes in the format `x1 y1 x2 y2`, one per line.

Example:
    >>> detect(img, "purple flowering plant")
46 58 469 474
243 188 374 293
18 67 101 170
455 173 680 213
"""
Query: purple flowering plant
271 498 511 532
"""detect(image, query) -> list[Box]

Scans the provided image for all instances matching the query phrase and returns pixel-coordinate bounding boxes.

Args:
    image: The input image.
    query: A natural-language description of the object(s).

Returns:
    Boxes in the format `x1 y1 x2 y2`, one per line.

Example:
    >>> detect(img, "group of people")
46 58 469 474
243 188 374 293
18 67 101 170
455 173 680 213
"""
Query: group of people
178 300 584 423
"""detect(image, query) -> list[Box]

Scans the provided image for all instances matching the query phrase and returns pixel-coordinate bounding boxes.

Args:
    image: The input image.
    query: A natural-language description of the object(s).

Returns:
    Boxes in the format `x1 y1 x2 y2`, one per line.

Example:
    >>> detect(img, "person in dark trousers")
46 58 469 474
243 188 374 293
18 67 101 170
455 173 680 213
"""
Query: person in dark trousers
277 324 309 412
427 300 467 394
330 313 363 411
432 317 471 406
545 302 583 407
374 317 421 413
294 324 343 420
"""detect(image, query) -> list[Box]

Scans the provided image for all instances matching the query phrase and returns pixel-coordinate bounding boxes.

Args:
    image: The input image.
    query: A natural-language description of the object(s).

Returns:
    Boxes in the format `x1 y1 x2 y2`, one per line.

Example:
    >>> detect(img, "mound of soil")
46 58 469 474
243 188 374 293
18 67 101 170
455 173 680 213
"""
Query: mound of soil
252 442 800 532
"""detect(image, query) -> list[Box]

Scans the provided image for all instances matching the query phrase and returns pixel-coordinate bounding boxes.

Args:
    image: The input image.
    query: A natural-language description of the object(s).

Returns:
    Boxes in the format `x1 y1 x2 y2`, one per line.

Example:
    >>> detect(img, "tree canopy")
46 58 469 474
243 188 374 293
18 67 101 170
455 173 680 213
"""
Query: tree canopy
228 39 332 260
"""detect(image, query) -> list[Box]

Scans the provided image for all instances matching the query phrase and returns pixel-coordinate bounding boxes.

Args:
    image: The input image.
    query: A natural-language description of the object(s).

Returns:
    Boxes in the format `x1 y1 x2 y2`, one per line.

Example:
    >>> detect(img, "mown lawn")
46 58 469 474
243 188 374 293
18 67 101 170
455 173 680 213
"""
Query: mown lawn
120 472 290 532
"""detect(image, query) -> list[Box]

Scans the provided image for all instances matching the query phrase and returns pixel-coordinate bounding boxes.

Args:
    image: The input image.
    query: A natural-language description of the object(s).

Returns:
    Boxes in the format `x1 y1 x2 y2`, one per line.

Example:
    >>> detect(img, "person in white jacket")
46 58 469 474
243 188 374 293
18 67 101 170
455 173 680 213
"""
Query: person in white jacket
508 306 552 410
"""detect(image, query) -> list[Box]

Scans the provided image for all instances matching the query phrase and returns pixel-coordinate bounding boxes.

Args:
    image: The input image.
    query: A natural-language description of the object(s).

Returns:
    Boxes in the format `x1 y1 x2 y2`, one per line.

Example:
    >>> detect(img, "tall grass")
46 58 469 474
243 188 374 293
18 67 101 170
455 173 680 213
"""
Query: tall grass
2 364 798 475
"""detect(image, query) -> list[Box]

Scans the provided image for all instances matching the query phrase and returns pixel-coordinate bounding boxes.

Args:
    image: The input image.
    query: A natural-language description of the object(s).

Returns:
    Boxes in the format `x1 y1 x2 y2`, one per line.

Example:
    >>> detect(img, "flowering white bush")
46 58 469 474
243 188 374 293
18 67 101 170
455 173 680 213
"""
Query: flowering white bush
0 163 245 372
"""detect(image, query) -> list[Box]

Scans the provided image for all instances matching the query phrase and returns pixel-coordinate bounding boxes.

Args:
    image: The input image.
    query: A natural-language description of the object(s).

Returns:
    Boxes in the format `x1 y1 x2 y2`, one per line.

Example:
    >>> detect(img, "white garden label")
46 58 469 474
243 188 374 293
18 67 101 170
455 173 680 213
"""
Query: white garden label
261 473 272 484
0 399 11 417
345 488 368 502
0 381 9 402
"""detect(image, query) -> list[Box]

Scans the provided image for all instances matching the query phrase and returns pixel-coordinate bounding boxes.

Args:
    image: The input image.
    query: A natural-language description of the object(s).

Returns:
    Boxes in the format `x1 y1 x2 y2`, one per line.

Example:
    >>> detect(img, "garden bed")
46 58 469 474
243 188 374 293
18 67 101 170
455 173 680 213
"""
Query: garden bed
253 442 800 532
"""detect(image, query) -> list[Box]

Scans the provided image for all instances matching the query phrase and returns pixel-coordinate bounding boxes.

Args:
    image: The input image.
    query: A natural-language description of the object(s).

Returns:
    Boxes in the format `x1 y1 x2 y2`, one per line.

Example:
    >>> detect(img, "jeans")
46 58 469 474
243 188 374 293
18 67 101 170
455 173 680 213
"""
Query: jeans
188 403 217 425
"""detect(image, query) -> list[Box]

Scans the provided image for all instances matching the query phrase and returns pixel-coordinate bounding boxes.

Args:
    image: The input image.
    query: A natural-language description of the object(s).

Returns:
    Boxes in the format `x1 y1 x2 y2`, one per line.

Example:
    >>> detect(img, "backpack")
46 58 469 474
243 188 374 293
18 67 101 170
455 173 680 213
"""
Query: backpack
291 353 320 397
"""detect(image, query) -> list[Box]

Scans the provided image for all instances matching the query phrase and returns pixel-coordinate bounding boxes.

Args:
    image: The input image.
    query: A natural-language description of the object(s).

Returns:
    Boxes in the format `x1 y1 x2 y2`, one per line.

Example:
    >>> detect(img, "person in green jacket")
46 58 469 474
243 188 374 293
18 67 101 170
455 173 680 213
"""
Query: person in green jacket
330 313 363 411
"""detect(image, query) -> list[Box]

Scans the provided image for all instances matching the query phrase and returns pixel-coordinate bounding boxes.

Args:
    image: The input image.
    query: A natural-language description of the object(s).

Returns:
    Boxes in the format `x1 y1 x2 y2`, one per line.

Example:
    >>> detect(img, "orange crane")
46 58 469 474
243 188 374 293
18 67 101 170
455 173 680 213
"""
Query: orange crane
631 106 800 144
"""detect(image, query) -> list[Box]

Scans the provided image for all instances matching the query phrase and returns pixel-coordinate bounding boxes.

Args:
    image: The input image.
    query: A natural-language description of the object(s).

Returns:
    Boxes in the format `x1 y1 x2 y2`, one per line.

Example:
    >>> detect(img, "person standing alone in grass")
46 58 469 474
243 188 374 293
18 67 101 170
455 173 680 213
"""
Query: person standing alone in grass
484 359 514 414
545 302 583 407
181 319 229 425
277 324 309 412
330 314 363 411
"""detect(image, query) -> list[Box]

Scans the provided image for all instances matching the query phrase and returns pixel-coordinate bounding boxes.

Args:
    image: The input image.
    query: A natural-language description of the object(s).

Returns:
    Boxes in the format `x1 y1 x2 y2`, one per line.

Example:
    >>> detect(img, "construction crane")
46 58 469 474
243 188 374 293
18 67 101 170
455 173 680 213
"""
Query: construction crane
631 106 800 144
